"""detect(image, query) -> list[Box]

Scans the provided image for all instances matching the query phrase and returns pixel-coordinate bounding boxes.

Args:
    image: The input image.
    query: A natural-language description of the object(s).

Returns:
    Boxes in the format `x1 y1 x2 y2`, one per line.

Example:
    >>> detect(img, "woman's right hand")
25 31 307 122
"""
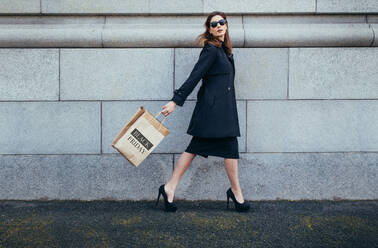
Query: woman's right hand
161 101 176 117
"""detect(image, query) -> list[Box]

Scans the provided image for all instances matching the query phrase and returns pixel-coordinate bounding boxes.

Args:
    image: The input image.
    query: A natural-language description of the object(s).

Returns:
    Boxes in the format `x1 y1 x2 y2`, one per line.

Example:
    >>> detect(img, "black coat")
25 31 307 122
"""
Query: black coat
171 41 240 138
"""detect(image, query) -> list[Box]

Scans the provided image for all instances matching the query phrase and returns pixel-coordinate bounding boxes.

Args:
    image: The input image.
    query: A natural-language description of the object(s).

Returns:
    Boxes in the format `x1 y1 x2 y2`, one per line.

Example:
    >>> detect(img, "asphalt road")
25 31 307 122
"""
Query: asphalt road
0 199 377 248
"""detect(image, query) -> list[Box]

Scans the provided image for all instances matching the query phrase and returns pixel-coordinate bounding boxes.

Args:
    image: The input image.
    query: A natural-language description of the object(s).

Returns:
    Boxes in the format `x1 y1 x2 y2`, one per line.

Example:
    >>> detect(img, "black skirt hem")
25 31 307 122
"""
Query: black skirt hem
185 136 239 159
185 150 240 159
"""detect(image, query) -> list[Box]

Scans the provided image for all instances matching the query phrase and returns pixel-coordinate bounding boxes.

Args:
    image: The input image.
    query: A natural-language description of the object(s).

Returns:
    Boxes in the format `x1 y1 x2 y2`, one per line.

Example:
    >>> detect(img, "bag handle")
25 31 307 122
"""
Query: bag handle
154 111 168 130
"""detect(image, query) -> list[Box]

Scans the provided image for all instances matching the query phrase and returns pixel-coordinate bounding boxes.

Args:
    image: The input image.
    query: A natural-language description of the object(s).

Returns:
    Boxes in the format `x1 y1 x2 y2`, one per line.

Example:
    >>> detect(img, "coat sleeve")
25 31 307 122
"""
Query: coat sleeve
171 44 217 106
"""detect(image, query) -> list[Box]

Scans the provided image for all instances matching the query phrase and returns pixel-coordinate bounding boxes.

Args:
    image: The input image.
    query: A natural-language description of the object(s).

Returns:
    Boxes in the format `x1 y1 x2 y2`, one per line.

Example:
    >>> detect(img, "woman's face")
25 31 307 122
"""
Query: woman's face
209 15 227 41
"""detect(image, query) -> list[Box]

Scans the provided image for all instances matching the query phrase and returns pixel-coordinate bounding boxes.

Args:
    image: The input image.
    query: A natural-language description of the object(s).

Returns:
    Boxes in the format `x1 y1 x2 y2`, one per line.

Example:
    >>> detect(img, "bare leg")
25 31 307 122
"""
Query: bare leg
164 152 196 202
224 158 245 203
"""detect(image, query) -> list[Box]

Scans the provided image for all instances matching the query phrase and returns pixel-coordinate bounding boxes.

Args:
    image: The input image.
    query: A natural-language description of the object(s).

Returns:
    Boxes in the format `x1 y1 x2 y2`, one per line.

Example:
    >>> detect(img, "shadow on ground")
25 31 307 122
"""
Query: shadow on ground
0 199 377 248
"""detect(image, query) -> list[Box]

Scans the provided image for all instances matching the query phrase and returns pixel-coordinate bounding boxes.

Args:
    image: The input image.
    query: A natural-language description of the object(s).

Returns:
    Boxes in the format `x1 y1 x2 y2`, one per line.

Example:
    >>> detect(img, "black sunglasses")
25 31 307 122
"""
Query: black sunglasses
210 19 227 28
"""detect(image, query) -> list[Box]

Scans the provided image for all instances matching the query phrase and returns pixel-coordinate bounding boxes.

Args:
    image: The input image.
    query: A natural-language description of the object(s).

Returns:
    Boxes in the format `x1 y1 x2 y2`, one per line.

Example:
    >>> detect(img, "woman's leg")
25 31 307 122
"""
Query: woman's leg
164 152 196 202
224 158 245 203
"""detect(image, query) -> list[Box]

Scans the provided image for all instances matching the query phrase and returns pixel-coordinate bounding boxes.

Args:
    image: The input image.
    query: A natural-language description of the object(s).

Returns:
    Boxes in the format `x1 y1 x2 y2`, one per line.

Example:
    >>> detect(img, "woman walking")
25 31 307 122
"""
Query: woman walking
156 11 250 213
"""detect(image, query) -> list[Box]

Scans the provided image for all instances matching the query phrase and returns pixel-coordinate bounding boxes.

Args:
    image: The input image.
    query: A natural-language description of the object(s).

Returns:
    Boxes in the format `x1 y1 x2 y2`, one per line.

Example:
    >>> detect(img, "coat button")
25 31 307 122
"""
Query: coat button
228 86 231 91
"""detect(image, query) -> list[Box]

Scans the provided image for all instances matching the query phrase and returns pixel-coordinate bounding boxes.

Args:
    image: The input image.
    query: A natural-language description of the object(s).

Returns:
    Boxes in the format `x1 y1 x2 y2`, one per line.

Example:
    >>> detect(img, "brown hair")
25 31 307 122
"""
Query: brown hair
194 11 232 56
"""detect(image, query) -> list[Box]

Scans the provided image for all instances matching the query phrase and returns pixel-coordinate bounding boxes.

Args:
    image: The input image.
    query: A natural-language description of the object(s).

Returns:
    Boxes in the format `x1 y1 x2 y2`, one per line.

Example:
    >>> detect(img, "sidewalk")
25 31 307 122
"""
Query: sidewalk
0 200 377 248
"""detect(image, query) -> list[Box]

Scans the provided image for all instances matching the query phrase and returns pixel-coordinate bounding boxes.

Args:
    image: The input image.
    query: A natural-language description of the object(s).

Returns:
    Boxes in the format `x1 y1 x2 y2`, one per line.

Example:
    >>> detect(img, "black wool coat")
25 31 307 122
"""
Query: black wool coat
171 41 240 138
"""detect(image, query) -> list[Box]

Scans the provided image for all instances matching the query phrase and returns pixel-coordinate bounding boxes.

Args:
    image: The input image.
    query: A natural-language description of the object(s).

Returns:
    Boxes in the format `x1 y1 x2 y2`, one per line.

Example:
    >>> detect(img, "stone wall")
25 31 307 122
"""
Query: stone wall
0 1 377 200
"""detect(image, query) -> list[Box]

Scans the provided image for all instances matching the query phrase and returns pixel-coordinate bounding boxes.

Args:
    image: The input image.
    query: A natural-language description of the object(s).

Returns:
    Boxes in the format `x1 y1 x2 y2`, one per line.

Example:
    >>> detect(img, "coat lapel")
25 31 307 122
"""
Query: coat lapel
229 54 235 72
221 42 235 72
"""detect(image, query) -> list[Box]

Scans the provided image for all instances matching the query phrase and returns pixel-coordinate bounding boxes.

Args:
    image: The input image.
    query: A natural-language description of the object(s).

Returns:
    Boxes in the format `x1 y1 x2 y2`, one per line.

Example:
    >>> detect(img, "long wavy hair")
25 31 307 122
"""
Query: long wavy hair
194 11 232 56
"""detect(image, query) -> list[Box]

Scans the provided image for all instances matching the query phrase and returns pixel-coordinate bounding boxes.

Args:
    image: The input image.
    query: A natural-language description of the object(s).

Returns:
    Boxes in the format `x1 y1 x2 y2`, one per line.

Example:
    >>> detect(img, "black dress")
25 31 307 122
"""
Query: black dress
185 41 240 159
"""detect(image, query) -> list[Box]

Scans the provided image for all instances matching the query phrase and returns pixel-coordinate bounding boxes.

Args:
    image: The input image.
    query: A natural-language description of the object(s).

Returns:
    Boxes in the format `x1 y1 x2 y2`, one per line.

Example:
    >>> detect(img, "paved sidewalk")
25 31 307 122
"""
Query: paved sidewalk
0 200 377 248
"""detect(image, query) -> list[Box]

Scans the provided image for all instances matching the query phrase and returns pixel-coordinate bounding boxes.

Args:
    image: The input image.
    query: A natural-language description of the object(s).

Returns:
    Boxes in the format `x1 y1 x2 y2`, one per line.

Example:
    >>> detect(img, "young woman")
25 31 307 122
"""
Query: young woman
156 11 250 213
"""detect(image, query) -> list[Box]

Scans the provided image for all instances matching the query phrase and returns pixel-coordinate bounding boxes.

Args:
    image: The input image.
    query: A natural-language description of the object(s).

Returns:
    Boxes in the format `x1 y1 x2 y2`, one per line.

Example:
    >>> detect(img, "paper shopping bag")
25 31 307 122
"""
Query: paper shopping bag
111 106 169 167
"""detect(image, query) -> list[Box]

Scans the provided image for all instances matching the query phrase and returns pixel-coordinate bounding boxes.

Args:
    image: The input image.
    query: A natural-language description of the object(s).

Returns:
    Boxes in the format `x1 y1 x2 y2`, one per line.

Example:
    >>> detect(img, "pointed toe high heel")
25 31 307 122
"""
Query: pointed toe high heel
155 184 177 212
226 187 250 212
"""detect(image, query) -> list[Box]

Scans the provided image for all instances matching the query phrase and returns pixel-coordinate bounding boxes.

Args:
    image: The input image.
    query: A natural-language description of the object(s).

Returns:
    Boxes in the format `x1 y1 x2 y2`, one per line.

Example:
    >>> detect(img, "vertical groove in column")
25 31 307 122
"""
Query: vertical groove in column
173 48 176 92
287 48 290 99
58 49 61 101
245 100 247 152
172 154 175 172
172 48 176 170
39 0 42 14
100 101 103 154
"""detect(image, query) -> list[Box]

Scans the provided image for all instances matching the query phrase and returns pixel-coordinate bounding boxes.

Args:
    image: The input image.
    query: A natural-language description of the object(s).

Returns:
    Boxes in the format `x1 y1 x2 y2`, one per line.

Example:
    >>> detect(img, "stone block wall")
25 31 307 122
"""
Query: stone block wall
0 1 377 200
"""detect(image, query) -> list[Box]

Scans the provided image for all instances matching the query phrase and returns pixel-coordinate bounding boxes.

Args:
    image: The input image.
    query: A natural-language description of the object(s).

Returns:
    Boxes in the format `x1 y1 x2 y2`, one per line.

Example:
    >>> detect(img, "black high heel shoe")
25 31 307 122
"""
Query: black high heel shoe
226 187 250 212
155 184 177 212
